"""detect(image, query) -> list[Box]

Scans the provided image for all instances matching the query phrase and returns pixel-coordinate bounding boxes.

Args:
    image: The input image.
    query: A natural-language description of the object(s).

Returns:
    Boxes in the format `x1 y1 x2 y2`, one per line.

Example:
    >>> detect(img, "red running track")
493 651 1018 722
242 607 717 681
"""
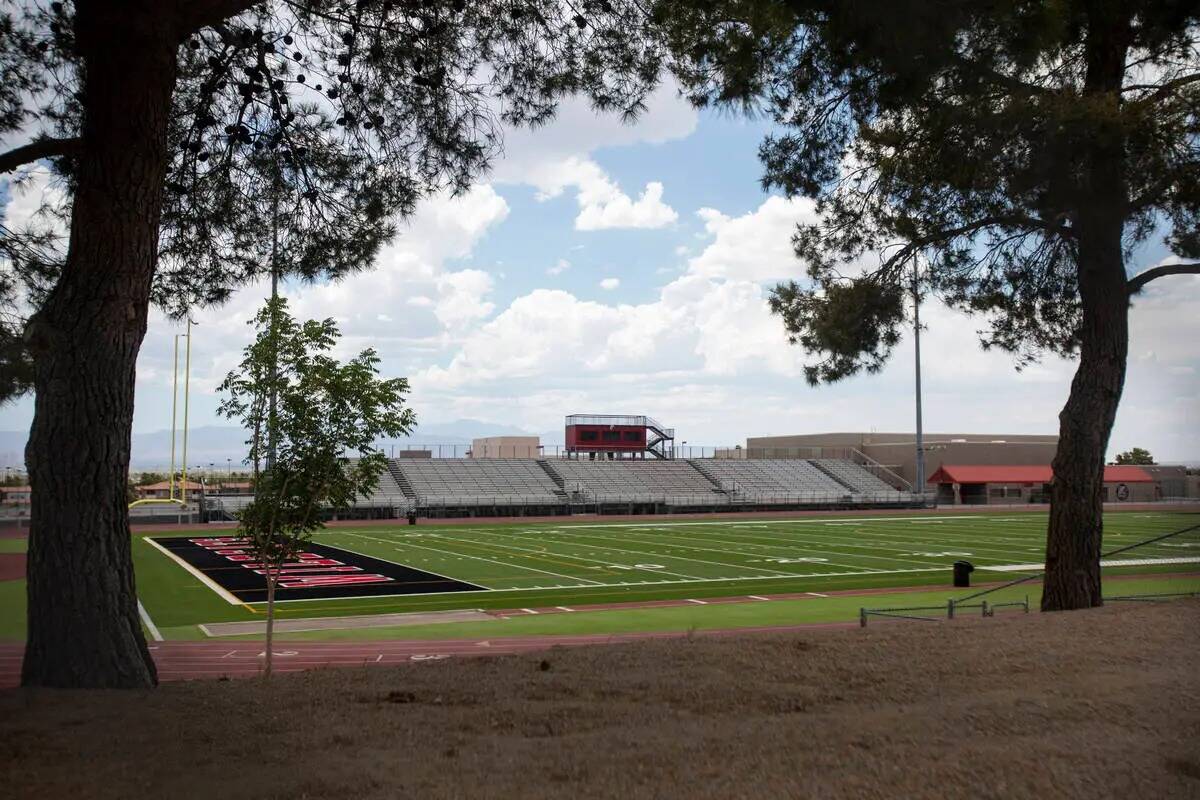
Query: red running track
0 622 855 687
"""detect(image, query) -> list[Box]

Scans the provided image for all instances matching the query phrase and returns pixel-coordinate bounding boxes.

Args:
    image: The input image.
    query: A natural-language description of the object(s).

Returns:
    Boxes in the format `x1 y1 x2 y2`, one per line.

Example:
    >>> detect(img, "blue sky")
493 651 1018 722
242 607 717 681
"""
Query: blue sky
2 85 1198 464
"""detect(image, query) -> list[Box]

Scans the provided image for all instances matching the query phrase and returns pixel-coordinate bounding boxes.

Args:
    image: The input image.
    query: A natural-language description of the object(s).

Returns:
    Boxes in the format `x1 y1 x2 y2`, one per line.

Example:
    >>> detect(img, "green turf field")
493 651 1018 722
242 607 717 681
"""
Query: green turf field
2 509 1198 641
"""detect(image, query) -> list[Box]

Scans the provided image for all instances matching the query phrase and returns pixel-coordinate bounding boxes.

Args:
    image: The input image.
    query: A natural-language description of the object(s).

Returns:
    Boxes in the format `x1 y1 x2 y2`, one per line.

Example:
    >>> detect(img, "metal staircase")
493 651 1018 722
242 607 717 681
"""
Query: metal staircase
536 459 571 502
688 459 733 493
387 460 418 500
645 416 675 460
809 459 858 493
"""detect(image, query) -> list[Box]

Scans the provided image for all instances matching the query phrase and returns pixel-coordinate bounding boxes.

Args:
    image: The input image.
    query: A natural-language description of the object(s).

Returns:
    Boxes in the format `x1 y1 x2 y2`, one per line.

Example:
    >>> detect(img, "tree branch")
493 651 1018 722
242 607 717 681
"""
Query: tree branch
177 0 265 34
0 137 82 174
1127 261 1200 294
1125 73 1200 107
876 213 1066 276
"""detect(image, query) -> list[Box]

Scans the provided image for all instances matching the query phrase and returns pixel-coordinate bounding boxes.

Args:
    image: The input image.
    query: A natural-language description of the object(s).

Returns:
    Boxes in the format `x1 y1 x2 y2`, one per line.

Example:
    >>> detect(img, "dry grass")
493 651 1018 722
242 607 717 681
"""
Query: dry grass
2 601 1198 799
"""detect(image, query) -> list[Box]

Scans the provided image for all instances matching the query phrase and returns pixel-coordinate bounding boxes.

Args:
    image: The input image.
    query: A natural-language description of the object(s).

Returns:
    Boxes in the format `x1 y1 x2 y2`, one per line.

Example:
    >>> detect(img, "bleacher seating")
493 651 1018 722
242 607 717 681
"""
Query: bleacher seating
357 466 412 509
207 457 912 514
811 459 899 494
550 459 721 505
694 459 847 500
392 459 562 506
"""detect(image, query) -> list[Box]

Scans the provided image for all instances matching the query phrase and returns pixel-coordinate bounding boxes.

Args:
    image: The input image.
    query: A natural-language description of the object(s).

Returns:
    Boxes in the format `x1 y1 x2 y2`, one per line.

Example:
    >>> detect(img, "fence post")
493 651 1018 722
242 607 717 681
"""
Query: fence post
947 598 955 620
859 607 867 628
981 599 990 617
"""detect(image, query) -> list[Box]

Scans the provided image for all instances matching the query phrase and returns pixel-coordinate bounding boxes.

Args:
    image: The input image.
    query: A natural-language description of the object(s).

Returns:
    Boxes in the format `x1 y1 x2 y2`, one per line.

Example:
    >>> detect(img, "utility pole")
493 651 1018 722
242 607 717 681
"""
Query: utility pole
267 169 280 472
912 256 925 500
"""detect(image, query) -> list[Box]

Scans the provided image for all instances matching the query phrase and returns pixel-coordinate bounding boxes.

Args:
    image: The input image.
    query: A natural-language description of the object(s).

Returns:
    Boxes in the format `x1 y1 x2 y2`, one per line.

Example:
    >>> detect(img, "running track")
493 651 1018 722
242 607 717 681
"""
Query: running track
0 623 856 687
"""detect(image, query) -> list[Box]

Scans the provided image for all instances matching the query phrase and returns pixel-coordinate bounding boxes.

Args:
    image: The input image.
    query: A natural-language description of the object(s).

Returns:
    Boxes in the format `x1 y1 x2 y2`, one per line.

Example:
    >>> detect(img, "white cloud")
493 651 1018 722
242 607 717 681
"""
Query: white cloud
528 156 677 231
547 258 571 276
492 82 698 181
687 195 817 282
599 277 621 291
434 269 495 329
131 184 511 405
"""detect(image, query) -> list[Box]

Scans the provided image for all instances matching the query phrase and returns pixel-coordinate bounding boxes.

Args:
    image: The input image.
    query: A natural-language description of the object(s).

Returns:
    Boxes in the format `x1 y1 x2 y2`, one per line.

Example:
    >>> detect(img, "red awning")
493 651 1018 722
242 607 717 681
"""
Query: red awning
926 464 1153 484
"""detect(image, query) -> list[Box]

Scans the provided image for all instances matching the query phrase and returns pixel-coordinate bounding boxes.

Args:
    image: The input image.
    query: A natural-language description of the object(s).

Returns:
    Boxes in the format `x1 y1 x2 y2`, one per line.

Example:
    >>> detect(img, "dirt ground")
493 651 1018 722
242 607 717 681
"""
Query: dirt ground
0 553 24 581
1 602 1198 800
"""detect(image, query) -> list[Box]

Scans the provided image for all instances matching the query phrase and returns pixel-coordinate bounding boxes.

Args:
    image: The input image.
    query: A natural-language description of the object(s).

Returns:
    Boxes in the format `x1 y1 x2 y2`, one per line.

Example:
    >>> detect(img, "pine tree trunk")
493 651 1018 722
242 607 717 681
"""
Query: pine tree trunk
1041 7 1130 612
21 6 179 687
1041 221 1129 611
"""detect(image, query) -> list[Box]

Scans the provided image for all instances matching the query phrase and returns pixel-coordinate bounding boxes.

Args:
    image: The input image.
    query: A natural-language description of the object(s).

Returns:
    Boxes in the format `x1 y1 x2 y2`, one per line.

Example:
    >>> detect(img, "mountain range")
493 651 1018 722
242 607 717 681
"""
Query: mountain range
0 419 563 472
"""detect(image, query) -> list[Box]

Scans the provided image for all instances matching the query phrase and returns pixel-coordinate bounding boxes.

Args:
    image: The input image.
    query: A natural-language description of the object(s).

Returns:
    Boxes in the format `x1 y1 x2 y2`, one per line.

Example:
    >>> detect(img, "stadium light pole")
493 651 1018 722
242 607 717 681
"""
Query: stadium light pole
912 256 925 500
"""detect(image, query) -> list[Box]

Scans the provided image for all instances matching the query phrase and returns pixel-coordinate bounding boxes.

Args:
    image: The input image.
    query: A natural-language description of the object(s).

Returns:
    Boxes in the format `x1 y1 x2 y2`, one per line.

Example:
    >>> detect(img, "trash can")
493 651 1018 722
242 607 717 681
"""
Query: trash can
407 510 418 526
953 560 974 588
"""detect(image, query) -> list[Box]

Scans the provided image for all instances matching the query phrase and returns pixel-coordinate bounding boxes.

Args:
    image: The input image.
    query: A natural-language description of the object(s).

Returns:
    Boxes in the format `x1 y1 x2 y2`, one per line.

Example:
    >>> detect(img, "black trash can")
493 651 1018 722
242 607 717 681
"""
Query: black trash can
953 560 974 588
407 510 418 526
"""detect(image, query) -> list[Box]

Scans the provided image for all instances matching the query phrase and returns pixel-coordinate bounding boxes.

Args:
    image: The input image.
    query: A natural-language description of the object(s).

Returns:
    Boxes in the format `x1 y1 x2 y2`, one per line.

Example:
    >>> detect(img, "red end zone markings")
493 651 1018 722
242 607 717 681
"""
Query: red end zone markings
191 537 396 591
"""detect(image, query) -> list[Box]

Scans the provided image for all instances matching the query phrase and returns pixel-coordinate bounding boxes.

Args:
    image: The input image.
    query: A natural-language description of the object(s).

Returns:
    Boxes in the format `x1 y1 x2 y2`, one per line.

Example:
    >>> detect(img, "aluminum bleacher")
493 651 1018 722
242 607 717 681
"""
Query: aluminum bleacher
392 459 562 507
811 459 900 495
550 459 723 506
202 456 916 519
692 459 845 501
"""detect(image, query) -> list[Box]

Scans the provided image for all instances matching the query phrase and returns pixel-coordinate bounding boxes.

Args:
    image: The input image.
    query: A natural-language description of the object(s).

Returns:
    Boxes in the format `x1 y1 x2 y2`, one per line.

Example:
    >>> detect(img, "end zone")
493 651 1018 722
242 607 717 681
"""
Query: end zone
148 536 485 604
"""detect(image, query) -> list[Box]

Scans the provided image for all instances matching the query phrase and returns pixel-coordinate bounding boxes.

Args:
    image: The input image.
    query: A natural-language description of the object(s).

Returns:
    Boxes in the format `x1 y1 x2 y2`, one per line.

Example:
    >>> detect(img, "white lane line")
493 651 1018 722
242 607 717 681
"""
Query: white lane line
560 515 990 530
556 606 575 612
984 556 1200 572
521 608 539 615
748 595 771 601
245 565 954 604
143 537 243 606
806 592 830 598
137 600 164 642
685 599 707 605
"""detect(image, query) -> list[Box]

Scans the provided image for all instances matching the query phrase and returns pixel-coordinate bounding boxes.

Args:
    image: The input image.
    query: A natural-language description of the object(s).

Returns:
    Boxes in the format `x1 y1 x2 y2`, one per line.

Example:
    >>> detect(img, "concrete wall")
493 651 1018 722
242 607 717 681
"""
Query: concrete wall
745 432 1059 487
470 436 541 459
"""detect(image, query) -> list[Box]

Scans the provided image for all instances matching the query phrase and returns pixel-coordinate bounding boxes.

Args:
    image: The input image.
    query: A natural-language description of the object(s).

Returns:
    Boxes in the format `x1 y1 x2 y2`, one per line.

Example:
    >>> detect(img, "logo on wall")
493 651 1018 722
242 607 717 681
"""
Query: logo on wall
1116 483 1130 501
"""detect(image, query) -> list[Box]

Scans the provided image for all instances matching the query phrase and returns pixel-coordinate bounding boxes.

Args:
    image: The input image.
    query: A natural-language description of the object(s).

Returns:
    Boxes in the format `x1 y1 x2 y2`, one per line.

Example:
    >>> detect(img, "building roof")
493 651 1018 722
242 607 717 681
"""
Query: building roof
0 486 31 493
927 465 1154 484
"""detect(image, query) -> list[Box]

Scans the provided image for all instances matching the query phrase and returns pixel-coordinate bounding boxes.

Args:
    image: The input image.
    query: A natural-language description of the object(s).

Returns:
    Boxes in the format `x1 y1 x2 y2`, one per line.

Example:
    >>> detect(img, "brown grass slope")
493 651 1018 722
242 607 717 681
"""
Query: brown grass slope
1 601 1198 800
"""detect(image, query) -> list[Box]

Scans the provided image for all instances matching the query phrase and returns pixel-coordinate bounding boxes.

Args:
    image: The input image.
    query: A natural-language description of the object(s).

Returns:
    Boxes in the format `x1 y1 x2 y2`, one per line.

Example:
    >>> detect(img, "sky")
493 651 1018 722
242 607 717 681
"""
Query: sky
1 84 1198 462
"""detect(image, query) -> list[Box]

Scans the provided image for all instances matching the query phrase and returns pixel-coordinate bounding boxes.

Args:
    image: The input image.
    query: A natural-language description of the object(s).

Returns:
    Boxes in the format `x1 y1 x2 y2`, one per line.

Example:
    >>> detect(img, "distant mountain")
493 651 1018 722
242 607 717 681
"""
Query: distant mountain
0 418 565 471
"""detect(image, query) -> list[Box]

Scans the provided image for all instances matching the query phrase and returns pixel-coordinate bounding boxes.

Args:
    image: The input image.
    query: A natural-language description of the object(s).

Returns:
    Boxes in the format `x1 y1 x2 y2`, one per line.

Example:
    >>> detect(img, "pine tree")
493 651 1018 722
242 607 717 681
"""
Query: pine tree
660 0 1199 609
0 0 662 688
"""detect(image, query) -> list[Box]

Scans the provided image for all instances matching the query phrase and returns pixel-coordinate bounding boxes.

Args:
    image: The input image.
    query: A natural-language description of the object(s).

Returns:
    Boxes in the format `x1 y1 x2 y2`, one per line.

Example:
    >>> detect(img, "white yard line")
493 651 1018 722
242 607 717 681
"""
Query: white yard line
137 600 164 642
441 530 704 581
143 536 243 606
502 527 872 577
340 531 605 587
647 526 953 569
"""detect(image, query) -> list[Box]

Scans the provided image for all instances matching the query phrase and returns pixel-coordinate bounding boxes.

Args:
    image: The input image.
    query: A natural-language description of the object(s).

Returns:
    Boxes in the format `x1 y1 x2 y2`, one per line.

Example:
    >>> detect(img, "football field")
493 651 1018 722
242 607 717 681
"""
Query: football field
118 508 1200 638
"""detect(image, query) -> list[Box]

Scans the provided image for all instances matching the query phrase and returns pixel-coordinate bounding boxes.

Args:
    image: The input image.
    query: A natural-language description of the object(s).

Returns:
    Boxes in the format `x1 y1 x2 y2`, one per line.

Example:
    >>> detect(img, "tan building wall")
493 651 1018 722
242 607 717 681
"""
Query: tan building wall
745 432 1059 488
470 436 541 459
941 479 1158 506
1141 465 1189 498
